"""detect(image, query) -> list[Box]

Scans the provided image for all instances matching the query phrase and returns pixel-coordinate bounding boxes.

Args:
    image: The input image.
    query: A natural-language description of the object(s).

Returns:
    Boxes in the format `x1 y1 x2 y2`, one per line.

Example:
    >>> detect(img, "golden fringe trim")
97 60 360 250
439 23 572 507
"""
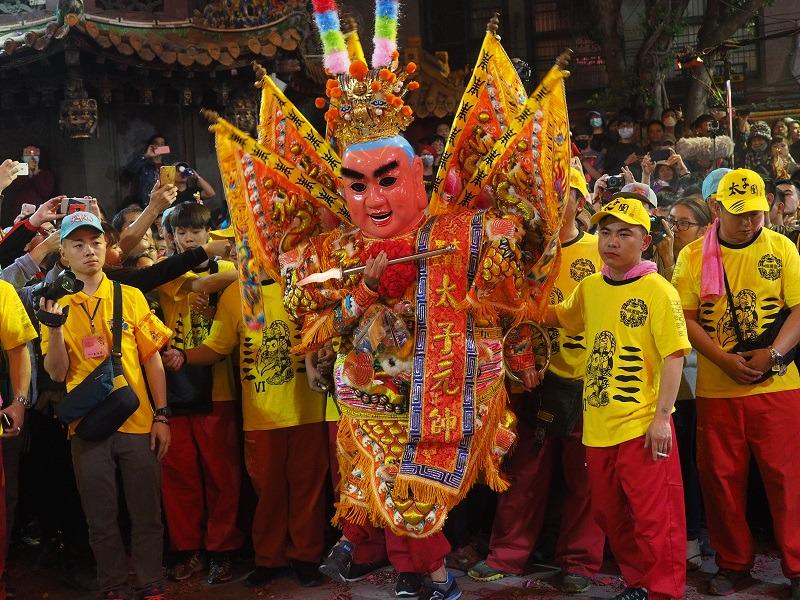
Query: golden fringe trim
292 312 336 354
392 382 509 510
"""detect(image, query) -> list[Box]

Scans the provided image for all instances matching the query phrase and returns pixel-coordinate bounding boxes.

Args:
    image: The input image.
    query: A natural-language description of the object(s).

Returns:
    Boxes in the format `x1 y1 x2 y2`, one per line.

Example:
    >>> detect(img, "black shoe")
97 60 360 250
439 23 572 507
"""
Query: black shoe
708 568 751 595
244 566 285 588
612 588 648 600
292 560 323 587
396 572 424 598
207 552 233 584
419 573 462 600
318 540 353 583
345 560 389 582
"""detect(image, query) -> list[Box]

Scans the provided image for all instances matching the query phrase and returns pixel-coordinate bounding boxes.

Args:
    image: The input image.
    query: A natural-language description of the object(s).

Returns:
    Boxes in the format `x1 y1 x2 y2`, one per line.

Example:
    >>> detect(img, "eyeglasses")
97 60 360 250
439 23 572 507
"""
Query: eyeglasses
667 218 701 231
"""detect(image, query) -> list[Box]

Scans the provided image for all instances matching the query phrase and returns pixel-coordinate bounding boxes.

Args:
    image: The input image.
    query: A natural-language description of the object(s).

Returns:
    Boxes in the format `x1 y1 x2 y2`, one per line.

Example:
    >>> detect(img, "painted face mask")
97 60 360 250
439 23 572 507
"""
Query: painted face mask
341 139 428 239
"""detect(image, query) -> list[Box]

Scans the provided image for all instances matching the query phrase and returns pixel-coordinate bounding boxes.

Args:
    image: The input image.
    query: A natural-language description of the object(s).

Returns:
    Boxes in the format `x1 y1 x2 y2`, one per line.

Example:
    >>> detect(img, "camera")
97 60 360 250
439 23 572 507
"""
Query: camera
606 175 625 189
31 269 84 328
650 215 668 244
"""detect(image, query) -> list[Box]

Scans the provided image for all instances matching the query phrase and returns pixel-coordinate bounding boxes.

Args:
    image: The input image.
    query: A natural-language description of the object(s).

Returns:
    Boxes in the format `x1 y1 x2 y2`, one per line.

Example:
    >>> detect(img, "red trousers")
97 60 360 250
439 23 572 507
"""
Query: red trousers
343 521 450 573
486 418 604 576
161 401 244 552
0 441 6 600
697 390 800 578
586 423 685 600
245 423 328 567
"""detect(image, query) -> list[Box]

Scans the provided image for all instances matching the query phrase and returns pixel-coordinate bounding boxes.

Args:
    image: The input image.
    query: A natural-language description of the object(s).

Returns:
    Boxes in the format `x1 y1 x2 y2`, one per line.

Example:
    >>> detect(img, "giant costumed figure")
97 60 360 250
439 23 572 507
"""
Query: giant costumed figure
204 1 572 597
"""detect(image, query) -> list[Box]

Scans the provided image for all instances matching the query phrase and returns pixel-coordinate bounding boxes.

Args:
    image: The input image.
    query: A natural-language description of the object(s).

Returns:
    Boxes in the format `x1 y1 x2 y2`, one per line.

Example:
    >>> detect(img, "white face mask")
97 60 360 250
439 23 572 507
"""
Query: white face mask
618 127 634 139
663 117 677 127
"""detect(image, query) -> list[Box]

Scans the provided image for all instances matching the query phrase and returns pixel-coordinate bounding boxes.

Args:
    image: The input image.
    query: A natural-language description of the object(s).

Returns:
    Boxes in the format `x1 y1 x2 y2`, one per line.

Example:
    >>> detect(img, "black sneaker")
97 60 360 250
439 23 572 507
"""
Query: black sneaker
396 572 424 598
207 552 233 584
419 573 462 600
292 560 323 587
708 568 751 595
345 560 389 582
319 540 353 583
244 566 285 588
613 588 648 600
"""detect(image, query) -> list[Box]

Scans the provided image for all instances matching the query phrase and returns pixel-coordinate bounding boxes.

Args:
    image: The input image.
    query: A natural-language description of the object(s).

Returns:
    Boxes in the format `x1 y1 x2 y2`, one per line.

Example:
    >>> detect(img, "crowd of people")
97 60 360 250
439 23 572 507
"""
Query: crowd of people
0 103 797 600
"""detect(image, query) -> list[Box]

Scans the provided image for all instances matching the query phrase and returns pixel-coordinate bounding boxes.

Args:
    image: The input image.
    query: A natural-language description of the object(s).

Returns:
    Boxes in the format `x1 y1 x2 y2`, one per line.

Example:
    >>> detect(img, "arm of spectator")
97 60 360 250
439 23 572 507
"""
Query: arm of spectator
0 195 61 268
108 241 230 293
640 155 655 186
2 254 42 289
161 343 225 371
621 165 636 184
2 343 32 435
0 159 21 195
591 175 609 211
118 183 176 257
183 269 237 295
666 148 689 176
194 173 216 200
83 197 103 220
124 145 157 175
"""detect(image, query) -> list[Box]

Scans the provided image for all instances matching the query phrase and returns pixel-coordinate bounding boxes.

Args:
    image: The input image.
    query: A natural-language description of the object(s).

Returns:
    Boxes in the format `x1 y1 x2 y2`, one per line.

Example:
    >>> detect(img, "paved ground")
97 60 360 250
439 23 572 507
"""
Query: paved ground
9 551 791 599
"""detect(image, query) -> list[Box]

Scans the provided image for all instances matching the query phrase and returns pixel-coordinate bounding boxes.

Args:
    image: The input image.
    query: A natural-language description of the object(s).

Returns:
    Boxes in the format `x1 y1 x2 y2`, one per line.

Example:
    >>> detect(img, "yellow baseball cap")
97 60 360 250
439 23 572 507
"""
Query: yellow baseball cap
590 195 651 233
569 167 589 200
209 225 234 239
715 168 769 214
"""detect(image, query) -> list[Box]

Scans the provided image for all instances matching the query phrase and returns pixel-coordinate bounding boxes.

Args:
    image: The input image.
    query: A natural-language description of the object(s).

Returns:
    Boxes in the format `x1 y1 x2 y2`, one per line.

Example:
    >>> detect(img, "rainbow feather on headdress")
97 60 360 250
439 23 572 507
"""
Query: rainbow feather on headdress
312 0 351 75
372 0 400 68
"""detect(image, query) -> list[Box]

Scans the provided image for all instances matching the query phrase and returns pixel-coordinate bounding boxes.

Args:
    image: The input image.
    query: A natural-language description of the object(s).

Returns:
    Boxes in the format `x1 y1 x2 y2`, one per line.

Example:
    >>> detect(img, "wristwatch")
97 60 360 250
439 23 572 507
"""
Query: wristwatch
154 406 172 418
768 345 788 376
15 395 33 409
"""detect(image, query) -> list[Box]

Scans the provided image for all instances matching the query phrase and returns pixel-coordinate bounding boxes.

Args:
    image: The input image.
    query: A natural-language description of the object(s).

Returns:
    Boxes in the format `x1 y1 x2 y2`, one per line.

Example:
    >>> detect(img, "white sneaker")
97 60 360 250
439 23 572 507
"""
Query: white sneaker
687 538 703 571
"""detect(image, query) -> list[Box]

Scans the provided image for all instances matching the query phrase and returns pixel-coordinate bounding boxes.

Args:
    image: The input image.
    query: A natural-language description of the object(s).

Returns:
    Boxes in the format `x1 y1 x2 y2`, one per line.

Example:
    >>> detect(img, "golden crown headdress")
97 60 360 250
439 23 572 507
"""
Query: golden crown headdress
311 0 418 152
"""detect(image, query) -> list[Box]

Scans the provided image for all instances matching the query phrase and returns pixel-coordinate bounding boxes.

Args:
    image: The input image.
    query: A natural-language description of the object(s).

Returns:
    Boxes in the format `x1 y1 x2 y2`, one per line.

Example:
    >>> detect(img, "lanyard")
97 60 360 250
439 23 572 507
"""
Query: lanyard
79 298 103 334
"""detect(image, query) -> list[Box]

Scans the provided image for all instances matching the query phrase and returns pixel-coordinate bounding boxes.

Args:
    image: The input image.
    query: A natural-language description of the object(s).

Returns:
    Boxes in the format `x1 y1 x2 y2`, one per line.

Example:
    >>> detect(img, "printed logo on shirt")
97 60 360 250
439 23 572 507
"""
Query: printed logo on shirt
570 258 596 282
105 318 130 331
585 331 615 409
241 319 294 392
547 327 560 354
717 289 758 347
758 254 782 281
619 298 648 328
549 286 564 305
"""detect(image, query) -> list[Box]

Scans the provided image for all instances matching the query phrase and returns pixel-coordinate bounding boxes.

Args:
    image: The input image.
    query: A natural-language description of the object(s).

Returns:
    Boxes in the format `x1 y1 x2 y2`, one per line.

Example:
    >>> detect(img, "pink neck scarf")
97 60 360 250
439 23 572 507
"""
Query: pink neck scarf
601 260 658 281
700 219 724 299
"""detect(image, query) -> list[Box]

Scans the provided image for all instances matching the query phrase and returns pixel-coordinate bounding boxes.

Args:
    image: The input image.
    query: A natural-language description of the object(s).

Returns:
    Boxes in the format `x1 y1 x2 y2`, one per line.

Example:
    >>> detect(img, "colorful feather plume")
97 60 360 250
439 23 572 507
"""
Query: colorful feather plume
372 0 399 68
312 0 350 74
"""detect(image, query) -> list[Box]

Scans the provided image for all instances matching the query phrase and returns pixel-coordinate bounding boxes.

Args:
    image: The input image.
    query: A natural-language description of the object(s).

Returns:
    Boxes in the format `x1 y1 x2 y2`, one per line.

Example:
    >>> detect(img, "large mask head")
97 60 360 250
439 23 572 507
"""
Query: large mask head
341 135 427 239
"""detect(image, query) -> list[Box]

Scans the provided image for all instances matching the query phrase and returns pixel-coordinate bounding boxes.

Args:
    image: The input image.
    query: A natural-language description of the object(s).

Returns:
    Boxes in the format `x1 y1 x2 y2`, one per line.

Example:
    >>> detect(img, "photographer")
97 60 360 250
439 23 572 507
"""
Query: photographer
174 162 215 205
124 134 169 207
0 146 56 228
641 148 691 194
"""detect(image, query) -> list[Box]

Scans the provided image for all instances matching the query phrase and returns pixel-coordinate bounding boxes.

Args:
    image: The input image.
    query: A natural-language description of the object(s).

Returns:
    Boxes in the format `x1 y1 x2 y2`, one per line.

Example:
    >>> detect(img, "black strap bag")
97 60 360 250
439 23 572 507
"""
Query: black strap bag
723 270 793 385
518 371 584 446
74 282 140 441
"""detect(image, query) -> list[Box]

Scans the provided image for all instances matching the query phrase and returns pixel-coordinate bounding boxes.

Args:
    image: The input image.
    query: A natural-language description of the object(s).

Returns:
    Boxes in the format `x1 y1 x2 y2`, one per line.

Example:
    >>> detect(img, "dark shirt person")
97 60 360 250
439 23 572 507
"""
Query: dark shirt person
125 134 169 206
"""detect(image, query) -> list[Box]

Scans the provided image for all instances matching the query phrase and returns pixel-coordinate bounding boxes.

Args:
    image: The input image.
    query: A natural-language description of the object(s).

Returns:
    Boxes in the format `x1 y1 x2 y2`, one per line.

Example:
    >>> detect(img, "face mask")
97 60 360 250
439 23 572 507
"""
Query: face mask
663 117 677 127
421 154 434 167
590 117 603 129
574 139 590 150
618 127 634 139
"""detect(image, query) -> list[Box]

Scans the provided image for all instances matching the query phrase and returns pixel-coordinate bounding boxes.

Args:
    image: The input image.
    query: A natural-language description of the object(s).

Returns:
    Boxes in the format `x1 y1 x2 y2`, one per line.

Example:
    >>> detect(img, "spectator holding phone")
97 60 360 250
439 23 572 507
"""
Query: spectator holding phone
603 110 643 178
174 163 215 205
0 147 56 228
125 134 169 207
115 182 177 267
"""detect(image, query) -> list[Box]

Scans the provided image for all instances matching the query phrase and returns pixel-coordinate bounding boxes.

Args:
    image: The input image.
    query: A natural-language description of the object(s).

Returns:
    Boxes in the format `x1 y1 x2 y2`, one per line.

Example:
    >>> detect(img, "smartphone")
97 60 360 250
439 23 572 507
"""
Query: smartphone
61 197 88 215
650 149 670 162
154 145 171 156
159 165 177 186
21 203 36 216
16 162 28 176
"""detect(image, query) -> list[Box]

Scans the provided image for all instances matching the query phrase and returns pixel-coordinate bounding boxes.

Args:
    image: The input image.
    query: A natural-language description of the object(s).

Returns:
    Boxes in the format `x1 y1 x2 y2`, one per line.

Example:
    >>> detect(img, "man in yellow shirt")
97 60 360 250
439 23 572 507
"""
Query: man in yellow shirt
157 203 242 585
469 168 605 591
162 277 329 589
673 169 800 599
543 196 691 600
41 211 172 600
0 278 37 599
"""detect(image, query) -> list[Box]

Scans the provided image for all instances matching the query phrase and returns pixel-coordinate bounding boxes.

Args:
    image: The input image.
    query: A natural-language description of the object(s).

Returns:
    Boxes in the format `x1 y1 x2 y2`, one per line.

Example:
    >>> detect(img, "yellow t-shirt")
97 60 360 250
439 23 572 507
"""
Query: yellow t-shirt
41 274 173 434
0 280 37 353
555 272 691 447
672 227 800 398
158 259 236 402
548 231 603 379
203 281 334 431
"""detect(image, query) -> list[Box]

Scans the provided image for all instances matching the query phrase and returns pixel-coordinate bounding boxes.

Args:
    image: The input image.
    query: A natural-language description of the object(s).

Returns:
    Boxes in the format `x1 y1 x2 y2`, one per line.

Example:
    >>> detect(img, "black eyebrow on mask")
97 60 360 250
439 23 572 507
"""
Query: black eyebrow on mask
373 160 399 178
341 167 365 180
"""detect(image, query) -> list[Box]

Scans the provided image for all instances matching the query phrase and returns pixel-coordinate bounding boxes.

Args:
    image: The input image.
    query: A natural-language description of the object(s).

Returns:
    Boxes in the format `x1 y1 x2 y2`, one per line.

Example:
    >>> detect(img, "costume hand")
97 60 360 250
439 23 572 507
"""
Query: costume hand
161 348 185 371
1 401 25 437
717 352 763 384
148 182 177 212
644 415 672 461
363 251 389 292
150 421 171 460
29 196 66 228
0 159 21 193
737 348 773 376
